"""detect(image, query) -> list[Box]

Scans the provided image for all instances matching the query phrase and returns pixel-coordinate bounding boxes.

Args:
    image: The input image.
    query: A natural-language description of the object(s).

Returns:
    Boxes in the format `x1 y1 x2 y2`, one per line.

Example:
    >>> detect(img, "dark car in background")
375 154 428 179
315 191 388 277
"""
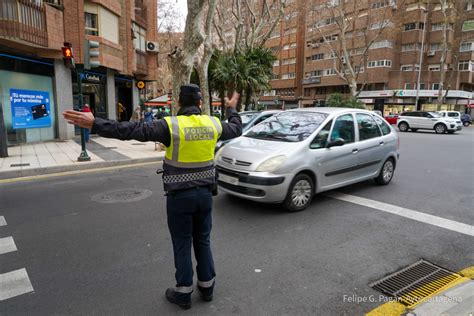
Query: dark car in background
461 114 472 127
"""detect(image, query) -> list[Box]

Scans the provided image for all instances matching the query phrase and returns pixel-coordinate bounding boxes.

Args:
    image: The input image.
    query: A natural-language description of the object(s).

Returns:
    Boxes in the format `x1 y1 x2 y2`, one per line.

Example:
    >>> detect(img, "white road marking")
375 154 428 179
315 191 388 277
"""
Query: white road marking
0 216 6 226
0 236 17 255
0 268 34 301
326 192 474 237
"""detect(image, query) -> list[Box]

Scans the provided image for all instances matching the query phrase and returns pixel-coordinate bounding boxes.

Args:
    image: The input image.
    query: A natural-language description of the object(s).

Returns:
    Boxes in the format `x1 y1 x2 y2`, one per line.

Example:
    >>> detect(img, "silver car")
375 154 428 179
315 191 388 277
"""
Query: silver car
216 108 400 212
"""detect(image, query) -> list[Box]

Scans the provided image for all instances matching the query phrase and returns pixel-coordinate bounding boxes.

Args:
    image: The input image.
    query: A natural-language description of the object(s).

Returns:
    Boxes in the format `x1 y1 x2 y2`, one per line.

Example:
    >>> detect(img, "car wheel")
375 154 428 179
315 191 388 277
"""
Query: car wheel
434 123 447 134
463 121 470 127
283 174 314 212
374 158 395 185
398 122 409 132
411 128 418 132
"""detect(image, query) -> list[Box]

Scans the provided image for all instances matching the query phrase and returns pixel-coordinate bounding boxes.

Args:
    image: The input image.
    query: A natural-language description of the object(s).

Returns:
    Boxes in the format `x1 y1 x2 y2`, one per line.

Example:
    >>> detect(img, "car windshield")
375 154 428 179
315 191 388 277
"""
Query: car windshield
429 112 441 118
240 113 259 127
245 111 328 142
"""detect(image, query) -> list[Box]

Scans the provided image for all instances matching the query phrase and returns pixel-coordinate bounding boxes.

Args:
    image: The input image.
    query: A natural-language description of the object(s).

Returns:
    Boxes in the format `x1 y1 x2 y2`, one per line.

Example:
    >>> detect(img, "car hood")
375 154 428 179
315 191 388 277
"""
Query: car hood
216 136 301 171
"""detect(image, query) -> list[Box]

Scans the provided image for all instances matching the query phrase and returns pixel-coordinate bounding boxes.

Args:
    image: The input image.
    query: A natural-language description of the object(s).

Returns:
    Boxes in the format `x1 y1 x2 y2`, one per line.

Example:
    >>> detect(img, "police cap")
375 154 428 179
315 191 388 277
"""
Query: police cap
180 84 202 101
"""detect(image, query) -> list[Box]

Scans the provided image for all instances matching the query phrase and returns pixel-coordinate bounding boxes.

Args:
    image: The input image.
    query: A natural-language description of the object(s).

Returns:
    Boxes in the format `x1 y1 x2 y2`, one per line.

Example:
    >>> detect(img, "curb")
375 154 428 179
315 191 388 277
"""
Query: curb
0 156 164 180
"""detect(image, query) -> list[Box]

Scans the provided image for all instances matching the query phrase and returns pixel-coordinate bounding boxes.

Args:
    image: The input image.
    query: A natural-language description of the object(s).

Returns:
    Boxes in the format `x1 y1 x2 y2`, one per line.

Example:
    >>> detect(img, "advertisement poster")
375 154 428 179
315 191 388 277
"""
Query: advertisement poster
10 89 51 129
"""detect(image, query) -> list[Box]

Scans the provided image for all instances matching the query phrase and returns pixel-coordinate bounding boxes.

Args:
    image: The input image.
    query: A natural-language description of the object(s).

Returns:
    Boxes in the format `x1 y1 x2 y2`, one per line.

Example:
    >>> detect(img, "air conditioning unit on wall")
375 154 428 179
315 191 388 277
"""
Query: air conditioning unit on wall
146 41 159 53
427 51 435 57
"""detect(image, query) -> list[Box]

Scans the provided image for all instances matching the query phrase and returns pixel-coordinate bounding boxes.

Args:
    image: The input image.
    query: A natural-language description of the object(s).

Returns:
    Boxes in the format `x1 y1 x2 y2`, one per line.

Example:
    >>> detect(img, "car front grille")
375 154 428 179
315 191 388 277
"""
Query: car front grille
221 156 252 166
218 181 265 197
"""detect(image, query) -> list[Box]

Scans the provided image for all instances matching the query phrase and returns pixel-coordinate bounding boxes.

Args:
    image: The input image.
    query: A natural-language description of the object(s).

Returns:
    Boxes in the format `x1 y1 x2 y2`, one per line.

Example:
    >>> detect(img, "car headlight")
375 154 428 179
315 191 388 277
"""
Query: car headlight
255 155 287 172
214 147 224 162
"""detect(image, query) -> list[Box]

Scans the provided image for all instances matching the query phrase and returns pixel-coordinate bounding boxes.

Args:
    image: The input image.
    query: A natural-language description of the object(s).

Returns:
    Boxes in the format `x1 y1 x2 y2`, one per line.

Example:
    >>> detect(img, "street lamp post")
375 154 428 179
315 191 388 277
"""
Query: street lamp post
415 10 428 111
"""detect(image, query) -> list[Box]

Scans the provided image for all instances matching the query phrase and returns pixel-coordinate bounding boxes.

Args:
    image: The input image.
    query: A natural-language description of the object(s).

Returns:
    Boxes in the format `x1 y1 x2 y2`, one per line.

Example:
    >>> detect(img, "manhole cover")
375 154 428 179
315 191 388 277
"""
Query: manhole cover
91 189 153 203
370 259 465 307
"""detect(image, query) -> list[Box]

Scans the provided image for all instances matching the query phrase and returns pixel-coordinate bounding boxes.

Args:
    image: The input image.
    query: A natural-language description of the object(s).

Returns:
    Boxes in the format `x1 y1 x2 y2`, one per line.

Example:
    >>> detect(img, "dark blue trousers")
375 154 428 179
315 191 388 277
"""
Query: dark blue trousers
166 186 216 291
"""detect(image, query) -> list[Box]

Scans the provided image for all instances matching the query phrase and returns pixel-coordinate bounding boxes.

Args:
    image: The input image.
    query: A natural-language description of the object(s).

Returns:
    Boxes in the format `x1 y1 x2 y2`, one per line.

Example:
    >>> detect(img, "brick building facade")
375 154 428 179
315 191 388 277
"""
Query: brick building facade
260 0 474 115
0 0 158 145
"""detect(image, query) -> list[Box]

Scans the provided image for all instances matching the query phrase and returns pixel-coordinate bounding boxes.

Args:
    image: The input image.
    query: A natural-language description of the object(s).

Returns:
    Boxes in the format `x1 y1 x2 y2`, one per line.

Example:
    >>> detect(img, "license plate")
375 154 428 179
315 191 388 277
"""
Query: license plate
219 173 239 185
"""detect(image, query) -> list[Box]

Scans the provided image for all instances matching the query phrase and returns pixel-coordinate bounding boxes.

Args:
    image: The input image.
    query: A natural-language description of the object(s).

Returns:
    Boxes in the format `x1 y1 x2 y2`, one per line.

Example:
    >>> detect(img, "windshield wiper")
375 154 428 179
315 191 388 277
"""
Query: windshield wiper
246 133 294 142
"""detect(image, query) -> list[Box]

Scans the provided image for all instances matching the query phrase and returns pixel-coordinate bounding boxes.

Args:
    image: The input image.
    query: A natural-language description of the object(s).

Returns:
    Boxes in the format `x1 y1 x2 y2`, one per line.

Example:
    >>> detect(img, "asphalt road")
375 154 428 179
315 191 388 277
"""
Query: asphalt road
0 127 473 315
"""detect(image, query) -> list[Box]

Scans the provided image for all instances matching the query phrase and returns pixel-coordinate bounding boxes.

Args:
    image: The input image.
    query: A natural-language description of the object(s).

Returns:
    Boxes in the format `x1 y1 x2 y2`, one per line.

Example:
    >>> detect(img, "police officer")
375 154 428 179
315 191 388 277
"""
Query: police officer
63 84 242 310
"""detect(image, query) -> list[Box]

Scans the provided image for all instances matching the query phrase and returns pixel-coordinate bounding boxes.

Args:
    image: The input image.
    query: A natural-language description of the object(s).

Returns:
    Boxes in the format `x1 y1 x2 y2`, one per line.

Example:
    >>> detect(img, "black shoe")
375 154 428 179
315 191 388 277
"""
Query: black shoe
197 284 214 302
165 288 192 310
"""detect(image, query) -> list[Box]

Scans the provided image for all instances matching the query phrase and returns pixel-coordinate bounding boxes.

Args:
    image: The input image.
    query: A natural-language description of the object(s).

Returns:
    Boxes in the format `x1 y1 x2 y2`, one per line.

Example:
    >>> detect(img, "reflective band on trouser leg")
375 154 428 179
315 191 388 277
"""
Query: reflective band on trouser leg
170 116 180 161
175 285 193 294
209 116 222 137
197 278 215 288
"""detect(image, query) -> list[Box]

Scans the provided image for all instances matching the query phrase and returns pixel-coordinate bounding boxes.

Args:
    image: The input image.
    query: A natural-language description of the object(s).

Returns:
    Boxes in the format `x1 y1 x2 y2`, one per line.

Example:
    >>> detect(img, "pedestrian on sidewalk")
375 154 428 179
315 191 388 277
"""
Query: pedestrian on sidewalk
82 104 92 142
144 107 154 124
63 84 242 310
129 106 142 122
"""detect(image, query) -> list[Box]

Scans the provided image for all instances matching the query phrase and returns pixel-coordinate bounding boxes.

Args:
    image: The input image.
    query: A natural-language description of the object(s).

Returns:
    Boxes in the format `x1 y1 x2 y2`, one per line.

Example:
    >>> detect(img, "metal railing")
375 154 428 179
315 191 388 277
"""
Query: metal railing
135 50 147 74
0 0 48 47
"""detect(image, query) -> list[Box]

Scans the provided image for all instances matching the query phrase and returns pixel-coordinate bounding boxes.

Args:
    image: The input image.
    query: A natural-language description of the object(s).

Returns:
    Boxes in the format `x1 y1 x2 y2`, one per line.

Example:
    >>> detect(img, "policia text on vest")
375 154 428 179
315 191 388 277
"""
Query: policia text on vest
62 86 242 310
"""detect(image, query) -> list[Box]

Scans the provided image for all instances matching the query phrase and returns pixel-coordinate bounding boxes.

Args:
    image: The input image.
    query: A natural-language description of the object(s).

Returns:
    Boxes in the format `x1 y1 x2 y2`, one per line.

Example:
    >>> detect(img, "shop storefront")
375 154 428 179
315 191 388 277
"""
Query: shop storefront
0 54 56 145
72 70 107 119
115 77 133 121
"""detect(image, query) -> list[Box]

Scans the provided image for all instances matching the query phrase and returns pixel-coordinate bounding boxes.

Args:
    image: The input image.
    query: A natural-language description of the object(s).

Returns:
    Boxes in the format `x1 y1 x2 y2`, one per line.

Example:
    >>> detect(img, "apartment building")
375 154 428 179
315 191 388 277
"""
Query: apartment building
261 0 473 114
0 0 158 145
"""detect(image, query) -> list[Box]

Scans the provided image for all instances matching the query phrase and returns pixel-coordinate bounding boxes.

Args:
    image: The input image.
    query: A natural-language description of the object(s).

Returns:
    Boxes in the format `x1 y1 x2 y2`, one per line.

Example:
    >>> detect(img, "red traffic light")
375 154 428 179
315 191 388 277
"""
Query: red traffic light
62 47 74 58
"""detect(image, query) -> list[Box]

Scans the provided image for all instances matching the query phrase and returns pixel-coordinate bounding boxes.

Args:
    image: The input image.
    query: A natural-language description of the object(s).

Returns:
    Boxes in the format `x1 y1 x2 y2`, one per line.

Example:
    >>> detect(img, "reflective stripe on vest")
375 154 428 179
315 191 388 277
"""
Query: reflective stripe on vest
164 115 222 168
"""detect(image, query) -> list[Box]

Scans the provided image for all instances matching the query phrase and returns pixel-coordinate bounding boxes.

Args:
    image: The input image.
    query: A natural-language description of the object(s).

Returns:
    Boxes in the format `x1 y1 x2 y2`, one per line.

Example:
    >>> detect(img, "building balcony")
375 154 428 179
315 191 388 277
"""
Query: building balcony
0 0 48 47
134 50 147 75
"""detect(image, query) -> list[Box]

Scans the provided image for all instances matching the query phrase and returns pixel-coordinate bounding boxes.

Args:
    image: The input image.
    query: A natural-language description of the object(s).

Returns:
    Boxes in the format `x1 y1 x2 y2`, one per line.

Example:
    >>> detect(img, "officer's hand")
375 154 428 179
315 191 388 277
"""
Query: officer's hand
63 110 95 129
224 92 240 109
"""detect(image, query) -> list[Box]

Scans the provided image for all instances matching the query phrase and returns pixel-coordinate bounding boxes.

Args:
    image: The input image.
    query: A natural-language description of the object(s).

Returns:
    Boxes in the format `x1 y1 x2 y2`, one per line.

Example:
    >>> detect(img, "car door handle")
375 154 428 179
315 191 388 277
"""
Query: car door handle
352 148 359 154
379 141 385 145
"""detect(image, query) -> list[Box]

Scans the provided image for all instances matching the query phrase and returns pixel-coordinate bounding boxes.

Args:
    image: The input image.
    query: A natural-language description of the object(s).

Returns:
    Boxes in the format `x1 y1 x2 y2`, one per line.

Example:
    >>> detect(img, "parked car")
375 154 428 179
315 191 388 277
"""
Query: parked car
384 114 399 125
461 114 472 127
215 110 281 152
215 108 399 212
397 111 462 134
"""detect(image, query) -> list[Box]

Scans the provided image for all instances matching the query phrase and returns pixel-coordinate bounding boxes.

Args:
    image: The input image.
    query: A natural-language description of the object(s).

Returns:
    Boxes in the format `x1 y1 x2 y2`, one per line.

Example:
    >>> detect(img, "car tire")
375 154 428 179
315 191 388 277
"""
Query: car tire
434 123 447 134
283 174 314 212
374 158 395 185
398 122 409 132
463 121 470 127
411 128 418 132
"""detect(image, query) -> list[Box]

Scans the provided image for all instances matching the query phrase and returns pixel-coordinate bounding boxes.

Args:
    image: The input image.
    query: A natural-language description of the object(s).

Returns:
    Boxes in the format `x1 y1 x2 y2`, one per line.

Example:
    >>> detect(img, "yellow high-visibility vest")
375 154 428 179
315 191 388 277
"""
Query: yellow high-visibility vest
163 115 222 168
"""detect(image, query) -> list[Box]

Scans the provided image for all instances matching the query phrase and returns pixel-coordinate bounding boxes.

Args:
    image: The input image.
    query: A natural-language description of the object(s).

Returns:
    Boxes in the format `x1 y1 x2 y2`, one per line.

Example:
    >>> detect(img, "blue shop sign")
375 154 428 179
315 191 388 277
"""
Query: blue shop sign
10 89 52 129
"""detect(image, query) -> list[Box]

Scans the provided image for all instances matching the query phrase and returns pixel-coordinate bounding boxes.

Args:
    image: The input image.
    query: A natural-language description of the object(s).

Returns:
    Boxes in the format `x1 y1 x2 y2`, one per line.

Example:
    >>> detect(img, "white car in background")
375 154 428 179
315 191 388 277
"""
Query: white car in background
397 111 462 134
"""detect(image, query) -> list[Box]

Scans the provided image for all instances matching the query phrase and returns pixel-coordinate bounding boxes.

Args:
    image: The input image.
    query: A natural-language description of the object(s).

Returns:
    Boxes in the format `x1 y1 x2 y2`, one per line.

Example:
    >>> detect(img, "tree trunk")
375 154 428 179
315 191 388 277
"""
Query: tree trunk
244 87 252 111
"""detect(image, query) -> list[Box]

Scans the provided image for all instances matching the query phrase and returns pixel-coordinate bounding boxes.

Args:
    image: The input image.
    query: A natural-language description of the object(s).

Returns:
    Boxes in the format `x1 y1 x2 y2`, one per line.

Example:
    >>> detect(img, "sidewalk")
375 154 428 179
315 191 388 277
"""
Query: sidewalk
0 136 164 180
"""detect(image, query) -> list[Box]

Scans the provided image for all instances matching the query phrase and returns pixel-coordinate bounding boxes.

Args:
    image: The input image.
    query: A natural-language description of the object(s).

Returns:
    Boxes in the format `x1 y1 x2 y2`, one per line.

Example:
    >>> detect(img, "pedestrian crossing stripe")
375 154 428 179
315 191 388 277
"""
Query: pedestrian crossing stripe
0 268 34 301
0 216 6 226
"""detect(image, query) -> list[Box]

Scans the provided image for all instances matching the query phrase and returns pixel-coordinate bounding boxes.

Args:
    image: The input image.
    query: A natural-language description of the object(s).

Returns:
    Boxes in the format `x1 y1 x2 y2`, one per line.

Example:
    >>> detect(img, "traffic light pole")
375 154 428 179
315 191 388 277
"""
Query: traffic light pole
76 69 91 162
0 104 8 158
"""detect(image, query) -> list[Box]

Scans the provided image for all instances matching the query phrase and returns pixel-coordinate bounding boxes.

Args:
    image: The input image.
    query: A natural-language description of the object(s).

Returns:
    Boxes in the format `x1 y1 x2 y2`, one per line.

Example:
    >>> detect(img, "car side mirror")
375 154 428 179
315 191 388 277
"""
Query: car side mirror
327 138 345 148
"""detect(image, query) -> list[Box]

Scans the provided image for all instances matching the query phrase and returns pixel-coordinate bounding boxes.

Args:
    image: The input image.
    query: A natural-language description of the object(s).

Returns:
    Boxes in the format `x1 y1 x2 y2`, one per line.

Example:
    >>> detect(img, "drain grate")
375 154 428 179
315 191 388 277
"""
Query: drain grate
370 259 464 307
11 163 30 167
91 189 153 204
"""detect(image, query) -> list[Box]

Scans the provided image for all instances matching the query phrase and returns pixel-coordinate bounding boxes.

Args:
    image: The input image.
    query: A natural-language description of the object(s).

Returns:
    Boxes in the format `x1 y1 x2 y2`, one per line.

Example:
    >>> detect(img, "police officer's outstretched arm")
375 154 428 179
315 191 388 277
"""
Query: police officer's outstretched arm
62 110 171 145
220 92 242 141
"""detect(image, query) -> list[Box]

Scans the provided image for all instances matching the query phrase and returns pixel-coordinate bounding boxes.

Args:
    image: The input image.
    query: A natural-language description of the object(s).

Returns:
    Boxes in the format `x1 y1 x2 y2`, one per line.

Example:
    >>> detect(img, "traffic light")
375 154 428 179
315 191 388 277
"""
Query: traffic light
84 39 100 69
62 42 75 69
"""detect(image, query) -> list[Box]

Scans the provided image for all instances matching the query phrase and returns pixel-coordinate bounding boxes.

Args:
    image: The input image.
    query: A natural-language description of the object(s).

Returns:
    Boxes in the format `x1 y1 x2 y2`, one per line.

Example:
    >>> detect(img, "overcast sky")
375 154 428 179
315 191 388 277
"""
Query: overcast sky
174 0 187 31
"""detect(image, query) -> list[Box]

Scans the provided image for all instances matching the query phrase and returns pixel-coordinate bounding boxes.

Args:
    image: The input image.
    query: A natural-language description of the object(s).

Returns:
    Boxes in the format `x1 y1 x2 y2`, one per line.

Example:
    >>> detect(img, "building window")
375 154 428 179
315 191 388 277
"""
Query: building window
431 22 454 31
273 60 280 67
465 0 473 11
458 60 472 71
460 42 474 52
367 60 392 68
370 20 394 30
282 43 297 50
401 43 422 51
307 53 324 61
428 64 440 71
406 3 426 11
281 72 295 79
429 43 442 51
282 58 296 65
404 23 416 31
324 68 337 76
370 40 394 49
132 23 146 51
371 0 391 9
85 12 99 36
404 83 412 89
271 73 279 80
304 88 311 97
306 70 323 78
401 65 413 71
432 83 440 90
462 20 474 32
